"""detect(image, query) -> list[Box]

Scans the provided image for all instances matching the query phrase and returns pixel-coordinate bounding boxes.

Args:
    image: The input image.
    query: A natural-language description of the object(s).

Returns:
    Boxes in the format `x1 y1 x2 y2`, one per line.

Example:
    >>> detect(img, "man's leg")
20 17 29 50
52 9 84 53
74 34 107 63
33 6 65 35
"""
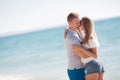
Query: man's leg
67 68 86 80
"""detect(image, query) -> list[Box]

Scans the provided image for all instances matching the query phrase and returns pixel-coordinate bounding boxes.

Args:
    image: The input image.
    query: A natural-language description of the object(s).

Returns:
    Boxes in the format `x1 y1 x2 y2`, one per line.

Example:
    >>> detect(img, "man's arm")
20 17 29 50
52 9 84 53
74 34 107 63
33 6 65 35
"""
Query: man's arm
72 48 89 58
72 45 98 58
79 47 98 58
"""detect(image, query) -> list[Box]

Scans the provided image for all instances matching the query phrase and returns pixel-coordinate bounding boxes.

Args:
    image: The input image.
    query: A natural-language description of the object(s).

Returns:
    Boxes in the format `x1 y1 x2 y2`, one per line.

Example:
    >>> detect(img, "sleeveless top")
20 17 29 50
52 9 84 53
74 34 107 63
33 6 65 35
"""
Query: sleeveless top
79 31 99 64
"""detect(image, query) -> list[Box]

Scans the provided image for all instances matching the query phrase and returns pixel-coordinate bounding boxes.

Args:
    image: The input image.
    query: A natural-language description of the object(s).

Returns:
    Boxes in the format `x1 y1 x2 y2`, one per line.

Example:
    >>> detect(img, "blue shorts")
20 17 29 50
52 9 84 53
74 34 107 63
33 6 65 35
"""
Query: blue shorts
85 60 105 74
67 68 86 80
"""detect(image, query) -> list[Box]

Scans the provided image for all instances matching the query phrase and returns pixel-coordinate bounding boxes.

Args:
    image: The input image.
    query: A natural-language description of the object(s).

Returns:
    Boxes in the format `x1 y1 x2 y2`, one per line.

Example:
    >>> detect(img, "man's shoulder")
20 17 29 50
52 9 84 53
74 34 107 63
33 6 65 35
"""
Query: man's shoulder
66 31 80 43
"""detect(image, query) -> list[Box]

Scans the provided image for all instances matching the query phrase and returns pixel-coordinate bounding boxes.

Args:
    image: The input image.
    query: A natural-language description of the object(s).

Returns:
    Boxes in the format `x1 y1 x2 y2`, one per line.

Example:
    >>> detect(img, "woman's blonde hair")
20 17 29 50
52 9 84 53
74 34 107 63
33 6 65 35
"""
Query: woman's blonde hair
80 17 96 44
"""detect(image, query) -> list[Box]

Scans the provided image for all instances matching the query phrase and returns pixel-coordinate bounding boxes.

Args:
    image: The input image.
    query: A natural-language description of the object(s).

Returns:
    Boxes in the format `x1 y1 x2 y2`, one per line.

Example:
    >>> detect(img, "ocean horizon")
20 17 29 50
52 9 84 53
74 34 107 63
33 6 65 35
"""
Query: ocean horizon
0 16 120 80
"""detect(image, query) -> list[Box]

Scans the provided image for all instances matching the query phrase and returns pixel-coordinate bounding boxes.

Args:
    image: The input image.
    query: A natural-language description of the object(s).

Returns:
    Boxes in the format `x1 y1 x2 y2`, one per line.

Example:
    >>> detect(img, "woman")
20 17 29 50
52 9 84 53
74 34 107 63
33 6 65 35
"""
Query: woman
73 17 104 80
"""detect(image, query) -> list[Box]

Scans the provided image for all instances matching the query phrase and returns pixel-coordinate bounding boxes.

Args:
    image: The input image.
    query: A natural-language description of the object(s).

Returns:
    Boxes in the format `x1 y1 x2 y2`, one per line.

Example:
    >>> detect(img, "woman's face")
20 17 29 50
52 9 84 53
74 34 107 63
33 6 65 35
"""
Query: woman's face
80 21 84 31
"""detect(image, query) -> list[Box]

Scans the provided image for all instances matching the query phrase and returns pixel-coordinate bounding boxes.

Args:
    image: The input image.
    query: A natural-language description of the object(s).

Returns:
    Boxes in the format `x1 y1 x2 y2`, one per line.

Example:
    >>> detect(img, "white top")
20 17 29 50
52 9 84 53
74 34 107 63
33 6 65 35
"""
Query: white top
79 31 99 64
64 28 84 70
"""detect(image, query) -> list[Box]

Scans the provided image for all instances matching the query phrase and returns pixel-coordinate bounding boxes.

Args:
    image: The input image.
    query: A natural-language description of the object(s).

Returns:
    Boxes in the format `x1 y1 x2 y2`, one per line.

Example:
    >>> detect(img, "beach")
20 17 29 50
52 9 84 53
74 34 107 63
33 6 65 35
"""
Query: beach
0 16 120 80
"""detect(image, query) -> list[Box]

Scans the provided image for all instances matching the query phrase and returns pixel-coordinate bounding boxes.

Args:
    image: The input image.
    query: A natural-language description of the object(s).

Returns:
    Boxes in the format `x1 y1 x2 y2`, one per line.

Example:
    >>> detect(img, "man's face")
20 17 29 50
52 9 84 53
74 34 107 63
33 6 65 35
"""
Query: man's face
70 18 80 30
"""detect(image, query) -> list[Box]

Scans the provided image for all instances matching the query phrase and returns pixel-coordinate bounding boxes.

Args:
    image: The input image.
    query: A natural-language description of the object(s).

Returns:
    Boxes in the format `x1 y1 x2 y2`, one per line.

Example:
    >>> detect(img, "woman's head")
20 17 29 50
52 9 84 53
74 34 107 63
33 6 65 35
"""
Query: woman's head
80 17 94 43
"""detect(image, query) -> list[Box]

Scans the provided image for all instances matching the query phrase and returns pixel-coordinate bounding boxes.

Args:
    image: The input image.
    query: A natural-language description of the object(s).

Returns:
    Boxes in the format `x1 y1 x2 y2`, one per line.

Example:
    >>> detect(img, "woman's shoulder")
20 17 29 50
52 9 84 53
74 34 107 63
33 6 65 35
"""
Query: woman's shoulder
89 34 95 39
88 35 99 48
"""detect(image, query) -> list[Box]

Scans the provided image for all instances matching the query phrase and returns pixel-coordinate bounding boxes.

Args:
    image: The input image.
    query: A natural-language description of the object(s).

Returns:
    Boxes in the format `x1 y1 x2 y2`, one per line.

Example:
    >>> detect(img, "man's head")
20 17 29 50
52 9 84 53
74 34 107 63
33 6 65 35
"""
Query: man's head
67 12 80 30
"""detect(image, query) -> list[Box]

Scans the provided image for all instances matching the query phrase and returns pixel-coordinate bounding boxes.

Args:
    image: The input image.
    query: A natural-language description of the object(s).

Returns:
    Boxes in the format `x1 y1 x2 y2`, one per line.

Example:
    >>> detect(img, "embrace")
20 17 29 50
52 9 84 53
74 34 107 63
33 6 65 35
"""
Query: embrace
64 12 105 80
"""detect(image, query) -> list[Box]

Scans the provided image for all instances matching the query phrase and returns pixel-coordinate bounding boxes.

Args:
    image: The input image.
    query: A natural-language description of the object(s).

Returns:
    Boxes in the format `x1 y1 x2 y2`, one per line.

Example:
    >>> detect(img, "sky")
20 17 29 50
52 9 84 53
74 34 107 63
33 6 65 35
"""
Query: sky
0 0 120 36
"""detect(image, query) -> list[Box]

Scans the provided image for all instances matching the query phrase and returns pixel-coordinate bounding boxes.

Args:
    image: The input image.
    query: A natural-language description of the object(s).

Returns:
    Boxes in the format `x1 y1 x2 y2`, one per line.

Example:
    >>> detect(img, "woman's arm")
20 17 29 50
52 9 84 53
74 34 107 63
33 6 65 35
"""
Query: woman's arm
72 44 98 58
64 29 68 39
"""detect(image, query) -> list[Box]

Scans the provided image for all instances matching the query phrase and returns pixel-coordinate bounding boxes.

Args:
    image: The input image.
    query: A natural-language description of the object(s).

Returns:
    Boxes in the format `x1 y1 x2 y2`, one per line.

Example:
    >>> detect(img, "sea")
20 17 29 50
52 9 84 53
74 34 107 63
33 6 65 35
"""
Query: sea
0 16 120 80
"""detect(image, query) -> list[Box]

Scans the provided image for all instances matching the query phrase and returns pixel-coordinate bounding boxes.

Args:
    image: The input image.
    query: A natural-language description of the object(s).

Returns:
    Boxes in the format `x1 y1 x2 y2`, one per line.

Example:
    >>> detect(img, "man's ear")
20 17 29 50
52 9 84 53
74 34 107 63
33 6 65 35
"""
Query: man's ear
64 29 68 39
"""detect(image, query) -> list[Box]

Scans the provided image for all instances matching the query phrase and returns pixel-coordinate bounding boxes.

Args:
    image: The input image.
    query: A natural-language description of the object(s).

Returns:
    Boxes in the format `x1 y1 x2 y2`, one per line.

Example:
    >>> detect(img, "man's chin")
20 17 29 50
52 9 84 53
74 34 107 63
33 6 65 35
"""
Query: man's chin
75 28 79 30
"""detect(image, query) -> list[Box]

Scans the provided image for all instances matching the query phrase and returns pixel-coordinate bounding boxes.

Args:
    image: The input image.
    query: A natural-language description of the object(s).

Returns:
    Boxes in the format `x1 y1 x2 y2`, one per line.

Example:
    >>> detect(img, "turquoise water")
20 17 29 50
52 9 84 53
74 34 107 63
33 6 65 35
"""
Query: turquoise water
0 17 120 80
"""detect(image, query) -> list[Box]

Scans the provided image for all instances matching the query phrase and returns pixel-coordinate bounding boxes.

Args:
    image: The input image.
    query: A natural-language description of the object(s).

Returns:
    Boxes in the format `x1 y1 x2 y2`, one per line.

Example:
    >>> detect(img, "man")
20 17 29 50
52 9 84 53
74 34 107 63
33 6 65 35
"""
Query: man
64 12 87 80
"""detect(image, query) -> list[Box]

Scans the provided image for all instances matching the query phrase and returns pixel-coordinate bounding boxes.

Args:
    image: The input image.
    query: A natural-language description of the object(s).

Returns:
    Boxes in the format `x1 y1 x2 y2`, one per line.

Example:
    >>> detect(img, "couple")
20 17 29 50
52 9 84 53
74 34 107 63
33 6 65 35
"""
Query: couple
64 12 104 80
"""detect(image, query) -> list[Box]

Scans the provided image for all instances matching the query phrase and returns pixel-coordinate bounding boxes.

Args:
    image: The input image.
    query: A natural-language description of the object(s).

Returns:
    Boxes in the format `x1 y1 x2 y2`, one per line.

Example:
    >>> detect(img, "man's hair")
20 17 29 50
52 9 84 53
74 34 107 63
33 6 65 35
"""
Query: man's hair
67 12 79 22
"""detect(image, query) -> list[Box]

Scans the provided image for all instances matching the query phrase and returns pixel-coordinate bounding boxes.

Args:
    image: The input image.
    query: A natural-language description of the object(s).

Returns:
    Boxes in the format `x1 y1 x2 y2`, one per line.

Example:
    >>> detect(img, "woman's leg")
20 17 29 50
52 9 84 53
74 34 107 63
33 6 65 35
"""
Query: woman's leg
98 73 104 80
85 60 104 80
86 73 99 80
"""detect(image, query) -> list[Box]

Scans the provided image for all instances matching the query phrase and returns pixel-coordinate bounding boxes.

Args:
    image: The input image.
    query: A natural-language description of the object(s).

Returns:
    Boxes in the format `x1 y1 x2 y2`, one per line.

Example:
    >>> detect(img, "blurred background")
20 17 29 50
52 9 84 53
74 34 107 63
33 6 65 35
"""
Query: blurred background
0 0 120 80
